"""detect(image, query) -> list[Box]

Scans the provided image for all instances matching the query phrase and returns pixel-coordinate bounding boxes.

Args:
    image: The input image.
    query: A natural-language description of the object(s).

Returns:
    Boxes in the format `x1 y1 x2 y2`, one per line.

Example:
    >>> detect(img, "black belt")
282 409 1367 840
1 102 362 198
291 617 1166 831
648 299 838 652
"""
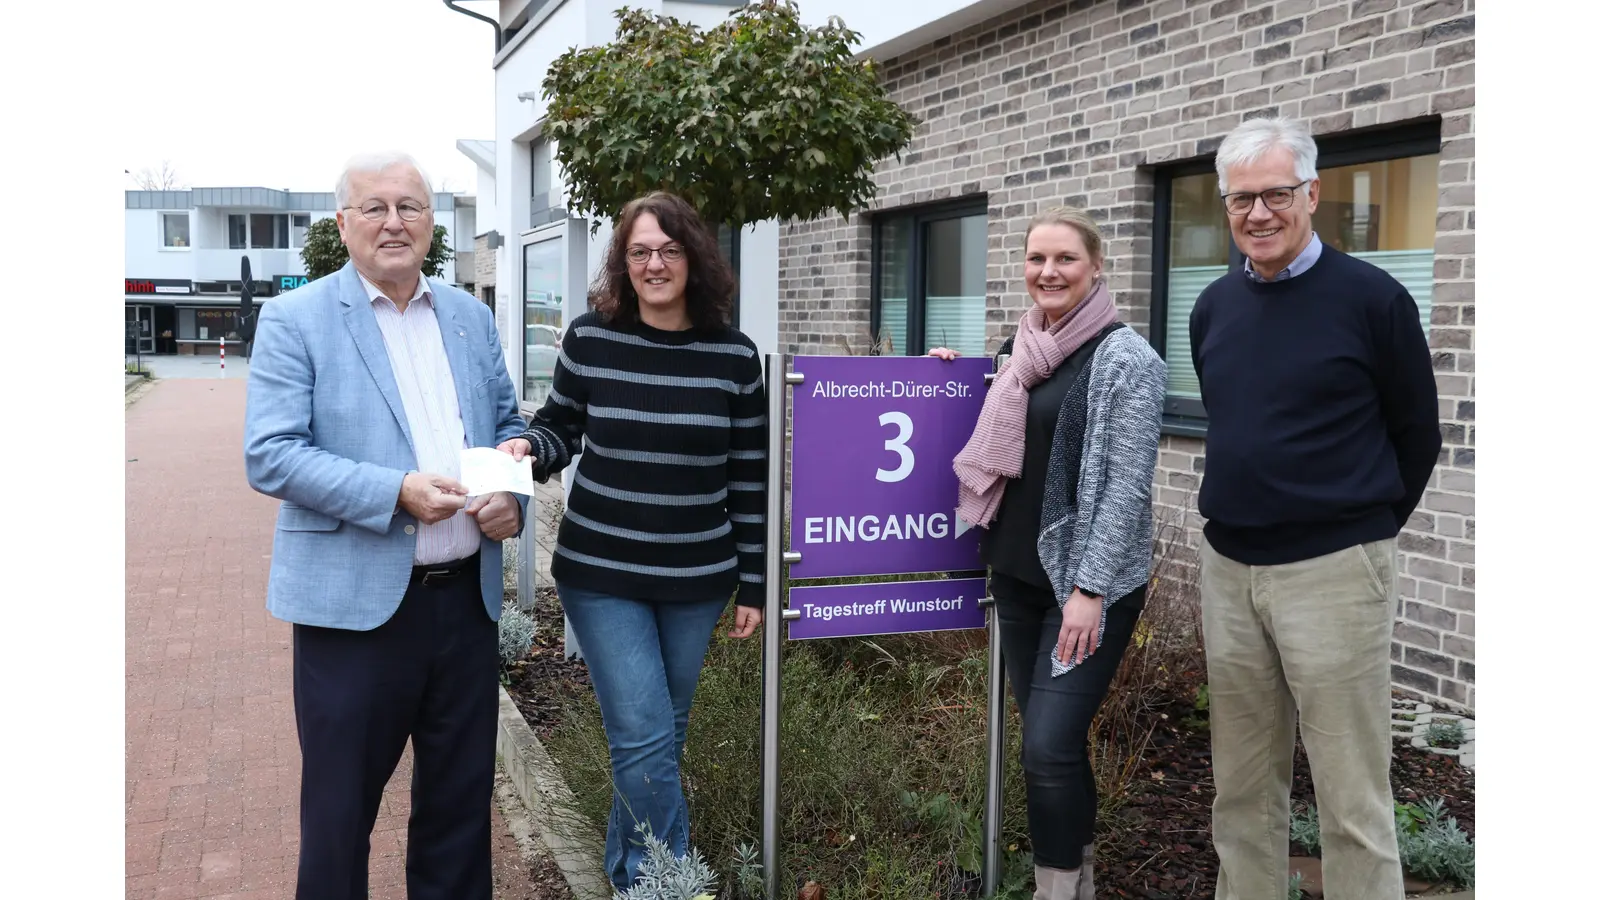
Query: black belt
411 552 480 587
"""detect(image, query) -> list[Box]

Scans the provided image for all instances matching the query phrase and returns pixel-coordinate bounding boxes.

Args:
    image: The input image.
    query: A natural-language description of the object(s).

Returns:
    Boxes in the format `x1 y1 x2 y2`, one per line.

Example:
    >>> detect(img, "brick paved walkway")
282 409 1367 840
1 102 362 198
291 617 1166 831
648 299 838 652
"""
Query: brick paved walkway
126 379 541 899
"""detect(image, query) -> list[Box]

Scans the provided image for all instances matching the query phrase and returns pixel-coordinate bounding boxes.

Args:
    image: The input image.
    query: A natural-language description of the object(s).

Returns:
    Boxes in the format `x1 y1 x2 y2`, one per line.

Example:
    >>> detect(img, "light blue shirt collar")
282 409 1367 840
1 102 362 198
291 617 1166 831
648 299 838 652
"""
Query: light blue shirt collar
1244 232 1323 282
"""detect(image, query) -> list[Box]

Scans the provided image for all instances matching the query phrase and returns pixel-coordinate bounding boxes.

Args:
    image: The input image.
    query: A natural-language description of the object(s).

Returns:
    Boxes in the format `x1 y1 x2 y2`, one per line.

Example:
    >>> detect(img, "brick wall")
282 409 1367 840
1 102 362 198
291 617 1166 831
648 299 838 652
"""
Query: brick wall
475 234 497 302
775 0 1475 710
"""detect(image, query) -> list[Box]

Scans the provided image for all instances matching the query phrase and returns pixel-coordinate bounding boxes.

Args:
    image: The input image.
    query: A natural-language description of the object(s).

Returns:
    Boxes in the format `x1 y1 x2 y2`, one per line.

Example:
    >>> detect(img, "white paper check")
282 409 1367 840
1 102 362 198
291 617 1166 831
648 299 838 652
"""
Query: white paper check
459 447 538 497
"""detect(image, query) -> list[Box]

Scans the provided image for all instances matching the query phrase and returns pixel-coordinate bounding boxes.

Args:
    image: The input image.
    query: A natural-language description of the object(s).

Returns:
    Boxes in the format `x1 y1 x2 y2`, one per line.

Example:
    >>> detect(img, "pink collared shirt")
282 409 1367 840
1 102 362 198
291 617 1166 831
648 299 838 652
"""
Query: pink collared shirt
358 270 481 565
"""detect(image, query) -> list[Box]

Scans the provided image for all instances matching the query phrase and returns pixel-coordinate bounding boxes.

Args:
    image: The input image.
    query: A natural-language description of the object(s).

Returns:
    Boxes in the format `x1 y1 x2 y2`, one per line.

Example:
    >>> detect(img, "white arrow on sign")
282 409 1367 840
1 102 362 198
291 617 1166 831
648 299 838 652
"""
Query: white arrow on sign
953 511 972 539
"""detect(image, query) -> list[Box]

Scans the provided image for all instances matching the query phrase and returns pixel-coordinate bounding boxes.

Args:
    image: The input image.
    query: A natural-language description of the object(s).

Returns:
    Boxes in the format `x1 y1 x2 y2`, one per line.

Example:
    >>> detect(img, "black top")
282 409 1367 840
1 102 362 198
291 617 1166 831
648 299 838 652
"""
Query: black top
1189 245 1442 566
518 311 769 606
982 323 1121 588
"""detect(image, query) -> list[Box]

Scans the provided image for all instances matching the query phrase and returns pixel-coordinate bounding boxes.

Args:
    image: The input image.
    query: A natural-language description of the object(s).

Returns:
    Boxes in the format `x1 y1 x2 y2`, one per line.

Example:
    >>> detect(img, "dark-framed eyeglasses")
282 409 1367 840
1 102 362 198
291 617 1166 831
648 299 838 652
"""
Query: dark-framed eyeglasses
344 200 431 222
1221 181 1309 216
626 244 686 265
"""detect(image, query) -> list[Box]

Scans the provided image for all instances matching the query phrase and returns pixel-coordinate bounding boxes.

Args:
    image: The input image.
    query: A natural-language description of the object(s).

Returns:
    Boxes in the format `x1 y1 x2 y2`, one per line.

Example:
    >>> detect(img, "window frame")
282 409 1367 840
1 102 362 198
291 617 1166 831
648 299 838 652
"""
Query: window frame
870 197 989 358
530 137 563 228
228 214 248 250
159 211 191 250
289 213 311 250
1148 119 1444 437
519 223 567 407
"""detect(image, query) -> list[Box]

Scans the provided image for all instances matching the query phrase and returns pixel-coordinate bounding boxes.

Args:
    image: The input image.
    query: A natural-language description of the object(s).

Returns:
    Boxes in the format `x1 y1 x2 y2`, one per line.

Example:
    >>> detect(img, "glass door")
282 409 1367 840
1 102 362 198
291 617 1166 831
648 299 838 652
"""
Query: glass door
135 306 155 353
522 234 565 405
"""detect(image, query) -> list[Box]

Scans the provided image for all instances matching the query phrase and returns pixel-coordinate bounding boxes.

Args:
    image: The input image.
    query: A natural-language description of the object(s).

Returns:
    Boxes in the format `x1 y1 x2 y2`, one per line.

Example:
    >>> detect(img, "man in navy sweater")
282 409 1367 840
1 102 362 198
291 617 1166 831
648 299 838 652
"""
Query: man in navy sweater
1189 116 1441 900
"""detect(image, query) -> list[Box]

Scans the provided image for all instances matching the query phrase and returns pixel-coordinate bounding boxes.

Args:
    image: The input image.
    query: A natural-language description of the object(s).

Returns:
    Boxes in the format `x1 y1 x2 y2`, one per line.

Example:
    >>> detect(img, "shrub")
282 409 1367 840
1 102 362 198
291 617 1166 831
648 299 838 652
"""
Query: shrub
1424 719 1466 749
1294 796 1473 888
1397 797 1474 887
539 500 1210 895
613 825 719 900
1289 803 1320 855
498 601 535 670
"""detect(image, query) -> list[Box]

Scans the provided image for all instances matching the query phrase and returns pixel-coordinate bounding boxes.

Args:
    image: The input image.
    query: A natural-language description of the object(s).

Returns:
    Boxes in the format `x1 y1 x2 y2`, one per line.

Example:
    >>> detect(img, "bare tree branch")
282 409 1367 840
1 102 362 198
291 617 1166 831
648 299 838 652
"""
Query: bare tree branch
132 160 186 190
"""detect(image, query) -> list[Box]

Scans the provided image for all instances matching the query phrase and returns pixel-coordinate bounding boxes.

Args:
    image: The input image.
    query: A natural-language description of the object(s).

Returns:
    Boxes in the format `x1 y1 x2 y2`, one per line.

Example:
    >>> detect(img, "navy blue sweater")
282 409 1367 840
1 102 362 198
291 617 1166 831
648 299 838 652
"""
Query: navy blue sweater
1189 245 1442 565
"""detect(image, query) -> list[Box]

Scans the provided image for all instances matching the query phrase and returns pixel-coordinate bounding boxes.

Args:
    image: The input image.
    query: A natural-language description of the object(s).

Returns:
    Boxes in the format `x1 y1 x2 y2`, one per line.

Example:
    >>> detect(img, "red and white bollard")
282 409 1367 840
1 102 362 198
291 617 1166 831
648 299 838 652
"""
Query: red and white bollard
219 339 226 378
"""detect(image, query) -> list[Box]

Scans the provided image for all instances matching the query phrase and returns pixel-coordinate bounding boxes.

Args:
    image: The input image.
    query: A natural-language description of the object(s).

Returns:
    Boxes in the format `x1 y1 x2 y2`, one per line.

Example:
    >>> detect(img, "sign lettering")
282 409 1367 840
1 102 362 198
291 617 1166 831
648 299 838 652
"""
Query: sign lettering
787 577 988 640
788 355 988 580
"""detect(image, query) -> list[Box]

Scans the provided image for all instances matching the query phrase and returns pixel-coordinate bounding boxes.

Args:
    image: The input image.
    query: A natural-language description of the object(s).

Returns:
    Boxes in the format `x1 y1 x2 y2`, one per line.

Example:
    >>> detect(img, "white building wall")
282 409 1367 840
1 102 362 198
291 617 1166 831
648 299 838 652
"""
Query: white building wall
127 200 466 296
126 210 196 280
660 1 739 28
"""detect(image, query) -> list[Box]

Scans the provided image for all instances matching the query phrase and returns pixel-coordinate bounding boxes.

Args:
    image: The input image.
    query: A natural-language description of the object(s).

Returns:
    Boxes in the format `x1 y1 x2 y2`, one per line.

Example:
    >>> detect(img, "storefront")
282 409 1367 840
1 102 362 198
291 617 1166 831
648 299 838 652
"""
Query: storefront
124 277 272 355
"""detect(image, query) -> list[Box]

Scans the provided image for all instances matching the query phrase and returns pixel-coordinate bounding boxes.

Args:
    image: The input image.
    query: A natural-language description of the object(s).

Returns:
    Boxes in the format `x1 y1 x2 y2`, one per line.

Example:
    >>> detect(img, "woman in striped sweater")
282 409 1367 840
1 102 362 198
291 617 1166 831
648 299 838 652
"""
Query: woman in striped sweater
497 191 766 891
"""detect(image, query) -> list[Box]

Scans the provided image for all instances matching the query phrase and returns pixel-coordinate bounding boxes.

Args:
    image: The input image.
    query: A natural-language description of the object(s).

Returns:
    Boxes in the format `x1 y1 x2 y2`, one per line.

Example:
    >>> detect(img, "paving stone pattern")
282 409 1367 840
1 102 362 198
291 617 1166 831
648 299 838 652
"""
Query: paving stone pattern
125 379 540 899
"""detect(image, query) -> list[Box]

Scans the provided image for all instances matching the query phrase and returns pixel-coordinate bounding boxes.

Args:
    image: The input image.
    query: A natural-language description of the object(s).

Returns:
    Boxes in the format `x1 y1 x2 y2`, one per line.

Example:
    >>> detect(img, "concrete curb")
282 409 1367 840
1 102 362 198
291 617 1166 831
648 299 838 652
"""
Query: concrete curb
496 686 611 900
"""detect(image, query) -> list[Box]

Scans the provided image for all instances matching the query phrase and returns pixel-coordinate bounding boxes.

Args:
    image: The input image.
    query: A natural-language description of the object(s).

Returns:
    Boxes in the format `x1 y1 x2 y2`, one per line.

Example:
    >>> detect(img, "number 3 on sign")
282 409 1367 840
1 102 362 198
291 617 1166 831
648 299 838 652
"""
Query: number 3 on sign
876 411 914 483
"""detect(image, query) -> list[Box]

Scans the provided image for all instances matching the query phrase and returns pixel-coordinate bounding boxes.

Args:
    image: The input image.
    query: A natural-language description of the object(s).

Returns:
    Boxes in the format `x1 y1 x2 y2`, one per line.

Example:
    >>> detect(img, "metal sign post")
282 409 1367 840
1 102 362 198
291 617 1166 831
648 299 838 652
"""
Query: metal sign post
760 353 1009 899
760 353 798 900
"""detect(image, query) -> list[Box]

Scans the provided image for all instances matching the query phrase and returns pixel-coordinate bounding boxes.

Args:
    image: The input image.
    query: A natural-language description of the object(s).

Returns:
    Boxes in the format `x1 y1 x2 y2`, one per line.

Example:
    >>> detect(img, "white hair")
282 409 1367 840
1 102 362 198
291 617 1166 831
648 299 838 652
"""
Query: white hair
1214 117 1318 194
334 151 435 208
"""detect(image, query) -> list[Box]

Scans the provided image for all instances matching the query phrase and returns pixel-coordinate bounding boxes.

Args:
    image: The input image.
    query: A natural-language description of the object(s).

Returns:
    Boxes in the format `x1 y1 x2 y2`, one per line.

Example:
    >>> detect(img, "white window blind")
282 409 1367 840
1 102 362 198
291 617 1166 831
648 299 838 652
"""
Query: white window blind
924 295 987 360
1163 265 1228 400
1352 249 1434 335
879 296 907 357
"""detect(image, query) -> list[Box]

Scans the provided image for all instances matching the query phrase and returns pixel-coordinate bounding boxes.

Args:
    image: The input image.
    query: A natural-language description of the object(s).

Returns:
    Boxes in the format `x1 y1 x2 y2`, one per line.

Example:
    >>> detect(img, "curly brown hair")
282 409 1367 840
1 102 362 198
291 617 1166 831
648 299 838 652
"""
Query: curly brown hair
589 191 737 330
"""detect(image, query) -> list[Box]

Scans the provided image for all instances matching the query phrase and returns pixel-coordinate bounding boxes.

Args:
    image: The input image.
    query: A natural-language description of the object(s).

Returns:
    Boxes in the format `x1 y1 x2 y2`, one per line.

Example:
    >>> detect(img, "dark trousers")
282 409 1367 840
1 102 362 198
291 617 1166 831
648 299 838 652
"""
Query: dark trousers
992 571 1143 871
292 554 498 900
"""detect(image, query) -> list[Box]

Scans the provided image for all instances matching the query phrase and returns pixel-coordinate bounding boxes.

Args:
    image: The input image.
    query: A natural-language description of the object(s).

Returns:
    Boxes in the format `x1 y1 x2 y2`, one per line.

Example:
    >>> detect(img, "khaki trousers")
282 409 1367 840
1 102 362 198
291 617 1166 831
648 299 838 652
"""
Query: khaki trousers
1199 537 1404 900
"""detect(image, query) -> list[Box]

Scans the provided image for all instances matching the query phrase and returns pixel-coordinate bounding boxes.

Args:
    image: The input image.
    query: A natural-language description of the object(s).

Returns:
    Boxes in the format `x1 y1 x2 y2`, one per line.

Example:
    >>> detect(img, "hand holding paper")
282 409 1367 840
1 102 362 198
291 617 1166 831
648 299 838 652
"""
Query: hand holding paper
460 446 537 497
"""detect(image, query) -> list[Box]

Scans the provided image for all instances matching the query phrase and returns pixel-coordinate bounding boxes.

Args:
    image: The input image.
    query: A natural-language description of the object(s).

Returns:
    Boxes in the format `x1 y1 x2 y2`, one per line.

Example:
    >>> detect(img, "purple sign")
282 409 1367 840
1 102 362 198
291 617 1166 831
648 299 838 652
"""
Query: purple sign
789 355 989 579
787 577 988 640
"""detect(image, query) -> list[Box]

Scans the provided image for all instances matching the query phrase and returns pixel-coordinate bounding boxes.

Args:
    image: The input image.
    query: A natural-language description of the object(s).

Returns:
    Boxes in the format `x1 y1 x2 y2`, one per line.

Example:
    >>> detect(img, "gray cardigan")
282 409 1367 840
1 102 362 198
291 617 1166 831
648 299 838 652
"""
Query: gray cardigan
1034 326 1167 677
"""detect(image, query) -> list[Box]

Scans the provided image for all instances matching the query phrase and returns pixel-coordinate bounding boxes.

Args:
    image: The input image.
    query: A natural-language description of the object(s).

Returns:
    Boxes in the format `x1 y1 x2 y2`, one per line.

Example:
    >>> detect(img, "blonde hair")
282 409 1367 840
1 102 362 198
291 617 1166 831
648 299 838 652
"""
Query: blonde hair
1025 206 1105 263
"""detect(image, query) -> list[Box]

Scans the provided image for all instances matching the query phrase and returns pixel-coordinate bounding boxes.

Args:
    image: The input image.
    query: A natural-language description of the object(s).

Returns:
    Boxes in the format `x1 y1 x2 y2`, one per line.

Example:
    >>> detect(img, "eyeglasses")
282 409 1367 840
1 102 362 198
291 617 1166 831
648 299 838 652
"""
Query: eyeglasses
344 200 431 222
1221 181 1309 216
626 244 686 265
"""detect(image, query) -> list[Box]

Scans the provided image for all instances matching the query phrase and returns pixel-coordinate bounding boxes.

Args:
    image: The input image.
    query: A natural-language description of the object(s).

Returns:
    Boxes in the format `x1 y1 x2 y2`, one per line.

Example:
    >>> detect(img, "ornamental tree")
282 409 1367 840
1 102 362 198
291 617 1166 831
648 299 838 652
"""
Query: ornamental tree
299 216 456 280
541 0 918 229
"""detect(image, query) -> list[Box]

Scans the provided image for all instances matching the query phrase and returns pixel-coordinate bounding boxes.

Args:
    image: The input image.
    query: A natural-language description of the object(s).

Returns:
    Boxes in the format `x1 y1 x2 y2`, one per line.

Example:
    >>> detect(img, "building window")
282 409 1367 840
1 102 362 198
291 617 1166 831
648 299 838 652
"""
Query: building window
523 235 564 405
179 308 239 342
228 215 248 249
161 213 190 248
483 285 496 315
530 137 562 227
871 200 989 358
290 214 311 249
1151 122 1442 432
251 213 291 249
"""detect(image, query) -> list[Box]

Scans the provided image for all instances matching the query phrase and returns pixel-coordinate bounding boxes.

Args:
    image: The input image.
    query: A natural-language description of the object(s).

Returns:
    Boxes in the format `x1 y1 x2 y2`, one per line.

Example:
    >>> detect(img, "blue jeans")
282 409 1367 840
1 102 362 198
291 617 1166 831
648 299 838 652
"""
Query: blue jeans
556 583 730 890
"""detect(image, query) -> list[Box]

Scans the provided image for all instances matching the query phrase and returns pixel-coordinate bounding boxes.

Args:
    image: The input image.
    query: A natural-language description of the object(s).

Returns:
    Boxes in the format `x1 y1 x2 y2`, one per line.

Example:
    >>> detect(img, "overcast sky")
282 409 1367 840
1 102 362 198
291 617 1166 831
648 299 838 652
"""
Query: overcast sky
119 0 499 194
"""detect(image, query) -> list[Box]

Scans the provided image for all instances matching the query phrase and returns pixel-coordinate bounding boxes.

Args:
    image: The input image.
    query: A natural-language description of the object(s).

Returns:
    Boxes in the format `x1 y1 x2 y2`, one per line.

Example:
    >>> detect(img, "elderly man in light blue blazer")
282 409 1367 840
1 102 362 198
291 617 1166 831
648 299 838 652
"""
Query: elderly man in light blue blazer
244 151 528 900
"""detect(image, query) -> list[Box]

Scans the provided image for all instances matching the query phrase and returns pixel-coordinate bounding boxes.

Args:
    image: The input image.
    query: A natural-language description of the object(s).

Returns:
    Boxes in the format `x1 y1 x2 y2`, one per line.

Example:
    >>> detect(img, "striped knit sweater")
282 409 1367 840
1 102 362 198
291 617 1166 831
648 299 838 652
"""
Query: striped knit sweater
518 311 768 607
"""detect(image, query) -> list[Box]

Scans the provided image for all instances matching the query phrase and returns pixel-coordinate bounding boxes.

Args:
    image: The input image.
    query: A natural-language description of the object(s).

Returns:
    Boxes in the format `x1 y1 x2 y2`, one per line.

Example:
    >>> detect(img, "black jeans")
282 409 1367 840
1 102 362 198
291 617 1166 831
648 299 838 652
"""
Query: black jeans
992 571 1143 871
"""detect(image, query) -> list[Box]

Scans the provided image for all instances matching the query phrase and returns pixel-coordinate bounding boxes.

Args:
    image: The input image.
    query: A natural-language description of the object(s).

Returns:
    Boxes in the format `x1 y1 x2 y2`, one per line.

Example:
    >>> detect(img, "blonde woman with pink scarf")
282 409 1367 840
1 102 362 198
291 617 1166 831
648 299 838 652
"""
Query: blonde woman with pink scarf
929 207 1165 900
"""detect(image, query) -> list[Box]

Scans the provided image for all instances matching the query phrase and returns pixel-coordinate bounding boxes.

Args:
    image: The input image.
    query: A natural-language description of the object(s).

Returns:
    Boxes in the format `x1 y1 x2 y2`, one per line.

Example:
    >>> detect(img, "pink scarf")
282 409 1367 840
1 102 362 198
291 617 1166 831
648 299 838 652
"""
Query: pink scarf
954 279 1118 530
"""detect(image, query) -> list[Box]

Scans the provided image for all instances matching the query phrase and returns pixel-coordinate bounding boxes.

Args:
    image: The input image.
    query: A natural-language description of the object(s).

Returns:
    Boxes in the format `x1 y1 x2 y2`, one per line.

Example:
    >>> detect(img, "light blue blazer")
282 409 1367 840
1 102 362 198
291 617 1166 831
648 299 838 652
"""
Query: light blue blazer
243 262 528 629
